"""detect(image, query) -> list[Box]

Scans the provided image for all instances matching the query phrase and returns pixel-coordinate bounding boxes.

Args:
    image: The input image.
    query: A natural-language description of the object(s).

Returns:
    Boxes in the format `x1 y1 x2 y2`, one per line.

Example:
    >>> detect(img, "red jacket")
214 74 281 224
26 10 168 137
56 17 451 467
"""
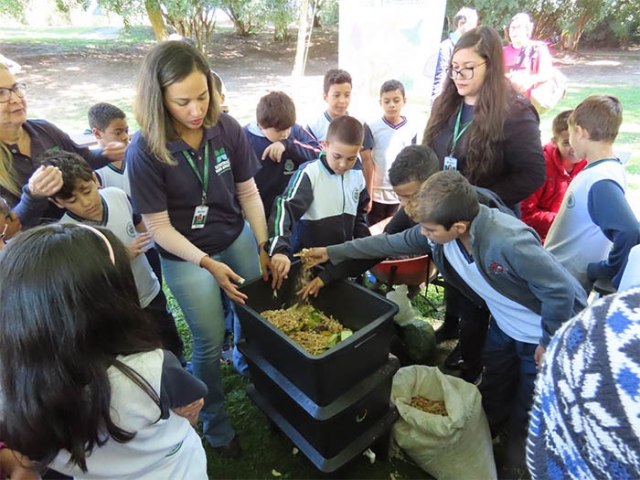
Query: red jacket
520 143 587 242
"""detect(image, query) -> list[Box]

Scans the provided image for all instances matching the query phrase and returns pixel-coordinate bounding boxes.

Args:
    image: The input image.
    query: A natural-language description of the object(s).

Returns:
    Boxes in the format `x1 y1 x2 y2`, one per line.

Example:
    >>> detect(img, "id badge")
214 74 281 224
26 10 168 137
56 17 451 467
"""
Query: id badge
443 156 458 171
191 205 209 229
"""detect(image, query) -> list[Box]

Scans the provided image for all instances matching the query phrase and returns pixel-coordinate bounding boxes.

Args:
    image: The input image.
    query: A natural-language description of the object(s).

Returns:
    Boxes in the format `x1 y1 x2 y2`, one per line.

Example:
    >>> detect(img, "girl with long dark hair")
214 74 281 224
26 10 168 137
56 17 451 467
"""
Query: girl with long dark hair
0 224 207 478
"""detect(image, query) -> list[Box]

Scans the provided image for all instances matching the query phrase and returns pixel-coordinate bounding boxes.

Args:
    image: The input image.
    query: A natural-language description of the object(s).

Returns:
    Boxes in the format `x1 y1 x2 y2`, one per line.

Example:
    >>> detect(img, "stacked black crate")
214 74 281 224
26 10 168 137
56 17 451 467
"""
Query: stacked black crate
237 262 400 473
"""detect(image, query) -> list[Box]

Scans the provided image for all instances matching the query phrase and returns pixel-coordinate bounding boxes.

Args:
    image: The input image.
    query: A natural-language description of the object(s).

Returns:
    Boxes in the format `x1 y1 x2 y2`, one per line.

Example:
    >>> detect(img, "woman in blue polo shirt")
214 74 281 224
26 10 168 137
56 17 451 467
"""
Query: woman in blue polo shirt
127 41 269 457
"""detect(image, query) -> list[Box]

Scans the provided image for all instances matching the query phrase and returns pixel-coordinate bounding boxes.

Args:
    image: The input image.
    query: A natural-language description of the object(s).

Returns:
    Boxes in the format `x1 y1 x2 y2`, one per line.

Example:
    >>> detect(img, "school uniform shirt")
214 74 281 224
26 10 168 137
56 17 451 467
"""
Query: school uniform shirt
49 349 208 479
545 158 639 291
306 111 374 149
127 114 261 260
5 119 112 227
368 115 417 204
243 121 320 218
59 187 160 308
96 160 131 197
267 154 370 257
520 143 587 242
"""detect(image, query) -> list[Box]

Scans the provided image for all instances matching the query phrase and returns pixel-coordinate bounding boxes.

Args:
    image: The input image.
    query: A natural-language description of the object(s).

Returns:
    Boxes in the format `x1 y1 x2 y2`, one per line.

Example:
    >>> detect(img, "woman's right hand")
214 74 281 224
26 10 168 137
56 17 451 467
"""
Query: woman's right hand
200 256 248 304
300 247 329 268
27 165 62 198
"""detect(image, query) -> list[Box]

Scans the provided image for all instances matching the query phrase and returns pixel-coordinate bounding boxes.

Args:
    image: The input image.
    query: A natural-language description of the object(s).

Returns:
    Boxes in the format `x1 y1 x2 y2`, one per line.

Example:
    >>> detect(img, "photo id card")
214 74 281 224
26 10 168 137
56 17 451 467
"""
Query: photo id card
443 156 458 171
191 205 209 229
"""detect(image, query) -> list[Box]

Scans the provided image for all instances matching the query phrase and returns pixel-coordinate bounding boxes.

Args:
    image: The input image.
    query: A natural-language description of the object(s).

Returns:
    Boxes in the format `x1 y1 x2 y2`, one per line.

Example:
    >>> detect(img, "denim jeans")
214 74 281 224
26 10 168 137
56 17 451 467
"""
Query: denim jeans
161 222 261 447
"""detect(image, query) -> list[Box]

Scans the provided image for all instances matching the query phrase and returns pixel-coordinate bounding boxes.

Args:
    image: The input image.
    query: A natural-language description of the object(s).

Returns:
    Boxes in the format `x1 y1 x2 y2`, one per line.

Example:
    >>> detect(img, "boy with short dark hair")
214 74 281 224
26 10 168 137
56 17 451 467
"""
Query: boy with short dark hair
88 102 131 195
521 110 587 242
268 115 370 289
243 91 320 218
367 79 417 226
545 95 640 292
43 150 183 360
301 170 587 474
307 69 375 203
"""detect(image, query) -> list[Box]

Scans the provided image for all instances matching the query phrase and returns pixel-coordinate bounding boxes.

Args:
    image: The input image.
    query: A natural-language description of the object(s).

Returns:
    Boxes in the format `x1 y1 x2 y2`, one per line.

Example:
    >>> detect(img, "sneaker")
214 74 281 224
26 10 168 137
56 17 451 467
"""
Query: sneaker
444 342 464 369
212 435 242 459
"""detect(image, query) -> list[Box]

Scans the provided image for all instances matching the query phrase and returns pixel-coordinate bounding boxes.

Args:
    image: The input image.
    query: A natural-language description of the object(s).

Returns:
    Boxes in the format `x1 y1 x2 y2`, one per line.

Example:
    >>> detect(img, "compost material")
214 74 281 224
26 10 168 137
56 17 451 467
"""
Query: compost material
261 303 353 355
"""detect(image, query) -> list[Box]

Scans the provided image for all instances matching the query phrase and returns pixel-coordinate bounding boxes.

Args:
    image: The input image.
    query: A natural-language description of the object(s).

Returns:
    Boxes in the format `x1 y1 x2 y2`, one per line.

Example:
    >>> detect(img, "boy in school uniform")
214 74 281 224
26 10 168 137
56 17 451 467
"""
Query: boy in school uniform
89 103 131 196
301 170 587 474
43 151 184 360
243 91 320 218
545 95 640 292
268 115 370 289
307 69 375 205
520 110 587 242
367 79 417 226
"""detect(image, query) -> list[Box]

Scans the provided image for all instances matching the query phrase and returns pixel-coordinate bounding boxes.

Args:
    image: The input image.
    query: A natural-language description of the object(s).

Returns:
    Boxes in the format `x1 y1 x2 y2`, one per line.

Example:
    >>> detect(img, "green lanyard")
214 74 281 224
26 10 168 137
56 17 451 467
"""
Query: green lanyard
182 143 209 204
450 105 472 155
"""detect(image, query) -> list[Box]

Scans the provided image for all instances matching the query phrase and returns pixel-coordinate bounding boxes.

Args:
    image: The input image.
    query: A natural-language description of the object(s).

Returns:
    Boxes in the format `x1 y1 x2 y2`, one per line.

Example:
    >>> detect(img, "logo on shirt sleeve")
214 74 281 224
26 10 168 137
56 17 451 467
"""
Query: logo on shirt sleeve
214 148 231 175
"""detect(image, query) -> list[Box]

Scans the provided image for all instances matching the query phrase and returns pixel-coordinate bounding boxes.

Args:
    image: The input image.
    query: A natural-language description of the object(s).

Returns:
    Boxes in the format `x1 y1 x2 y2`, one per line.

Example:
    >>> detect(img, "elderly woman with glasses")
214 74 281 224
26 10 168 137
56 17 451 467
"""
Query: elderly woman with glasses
0 63 127 228
421 27 546 450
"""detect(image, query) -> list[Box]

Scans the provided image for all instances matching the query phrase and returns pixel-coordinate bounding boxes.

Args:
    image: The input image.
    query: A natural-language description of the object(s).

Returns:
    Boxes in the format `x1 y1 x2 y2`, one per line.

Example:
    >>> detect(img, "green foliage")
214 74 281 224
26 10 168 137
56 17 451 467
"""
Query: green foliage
218 0 269 36
266 0 296 40
0 0 25 21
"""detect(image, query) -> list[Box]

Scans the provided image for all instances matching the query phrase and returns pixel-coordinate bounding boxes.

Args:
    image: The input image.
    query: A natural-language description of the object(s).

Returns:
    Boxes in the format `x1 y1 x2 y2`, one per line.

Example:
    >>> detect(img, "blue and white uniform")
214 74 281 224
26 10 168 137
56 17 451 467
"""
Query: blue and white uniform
368 115 417 204
243 121 320 218
60 187 159 307
50 350 208 479
96 161 131 197
268 154 370 257
306 110 374 149
545 158 639 291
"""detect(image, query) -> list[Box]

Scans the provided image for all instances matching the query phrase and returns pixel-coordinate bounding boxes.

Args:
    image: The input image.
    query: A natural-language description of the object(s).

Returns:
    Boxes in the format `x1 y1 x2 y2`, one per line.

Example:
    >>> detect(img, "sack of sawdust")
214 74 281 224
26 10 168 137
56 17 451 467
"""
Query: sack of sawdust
391 365 496 480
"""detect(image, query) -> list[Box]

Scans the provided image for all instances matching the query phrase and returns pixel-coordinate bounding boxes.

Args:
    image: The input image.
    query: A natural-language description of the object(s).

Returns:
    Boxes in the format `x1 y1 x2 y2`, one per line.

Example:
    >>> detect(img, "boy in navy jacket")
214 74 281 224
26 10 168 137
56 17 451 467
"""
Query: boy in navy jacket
268 115 370 289
244 91 320 218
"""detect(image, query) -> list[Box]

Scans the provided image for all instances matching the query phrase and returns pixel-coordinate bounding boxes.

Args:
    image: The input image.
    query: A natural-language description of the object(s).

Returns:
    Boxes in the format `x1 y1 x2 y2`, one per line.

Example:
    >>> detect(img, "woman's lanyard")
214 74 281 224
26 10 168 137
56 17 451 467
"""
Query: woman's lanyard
182 143 210 229
444 105 472 171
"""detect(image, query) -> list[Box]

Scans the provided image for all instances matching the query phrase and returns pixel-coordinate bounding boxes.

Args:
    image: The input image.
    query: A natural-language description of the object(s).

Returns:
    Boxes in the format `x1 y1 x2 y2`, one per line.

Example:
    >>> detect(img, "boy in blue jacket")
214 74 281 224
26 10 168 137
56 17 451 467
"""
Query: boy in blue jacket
268 115 370 289
301 170 587 474
244 91 320 218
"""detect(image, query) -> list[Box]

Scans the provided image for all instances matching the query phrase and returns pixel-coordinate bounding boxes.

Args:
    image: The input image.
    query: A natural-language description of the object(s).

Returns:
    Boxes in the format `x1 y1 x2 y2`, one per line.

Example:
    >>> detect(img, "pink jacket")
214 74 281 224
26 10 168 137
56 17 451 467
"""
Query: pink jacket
520 143 587 241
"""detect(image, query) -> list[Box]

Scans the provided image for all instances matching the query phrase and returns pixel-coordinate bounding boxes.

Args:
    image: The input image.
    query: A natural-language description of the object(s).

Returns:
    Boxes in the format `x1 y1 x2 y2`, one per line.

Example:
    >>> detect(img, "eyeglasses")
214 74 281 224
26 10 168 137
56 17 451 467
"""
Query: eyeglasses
447 63 486 81
0 83 27 103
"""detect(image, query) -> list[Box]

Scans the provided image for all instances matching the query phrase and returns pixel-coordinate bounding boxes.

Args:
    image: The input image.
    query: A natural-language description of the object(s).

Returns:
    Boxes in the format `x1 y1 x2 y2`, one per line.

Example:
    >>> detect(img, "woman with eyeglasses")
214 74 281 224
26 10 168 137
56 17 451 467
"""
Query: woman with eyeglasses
0 63 127 228
421 28 545 473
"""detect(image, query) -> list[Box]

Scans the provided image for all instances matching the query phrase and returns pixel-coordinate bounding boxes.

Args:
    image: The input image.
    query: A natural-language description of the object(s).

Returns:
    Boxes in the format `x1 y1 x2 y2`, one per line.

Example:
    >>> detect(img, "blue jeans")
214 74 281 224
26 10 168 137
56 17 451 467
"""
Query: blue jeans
161 222 261 447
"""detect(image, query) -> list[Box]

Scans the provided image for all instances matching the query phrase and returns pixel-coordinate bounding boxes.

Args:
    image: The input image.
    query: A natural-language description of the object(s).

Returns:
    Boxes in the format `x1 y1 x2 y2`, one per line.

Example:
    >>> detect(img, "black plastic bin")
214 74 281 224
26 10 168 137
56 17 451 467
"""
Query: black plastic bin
236 262 398 406
239 340 400 459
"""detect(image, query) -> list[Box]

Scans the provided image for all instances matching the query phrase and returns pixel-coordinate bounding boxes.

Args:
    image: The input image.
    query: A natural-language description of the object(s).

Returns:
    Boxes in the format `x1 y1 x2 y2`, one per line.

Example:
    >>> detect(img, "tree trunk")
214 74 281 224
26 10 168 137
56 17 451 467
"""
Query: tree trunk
145 0 167 40
292 0 309 77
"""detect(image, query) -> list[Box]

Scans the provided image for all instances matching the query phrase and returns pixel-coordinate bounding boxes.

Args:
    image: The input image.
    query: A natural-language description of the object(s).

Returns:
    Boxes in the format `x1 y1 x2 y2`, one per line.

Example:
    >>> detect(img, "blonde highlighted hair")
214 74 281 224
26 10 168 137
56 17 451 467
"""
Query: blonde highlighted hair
0 62 21 197
134 41 220 165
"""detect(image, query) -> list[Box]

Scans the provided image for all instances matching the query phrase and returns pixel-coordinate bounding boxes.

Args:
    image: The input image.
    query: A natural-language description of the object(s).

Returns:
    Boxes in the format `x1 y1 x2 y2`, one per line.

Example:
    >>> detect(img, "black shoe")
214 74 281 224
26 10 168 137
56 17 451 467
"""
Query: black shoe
435 320 459 343
444 342 464 369
212 435 242 459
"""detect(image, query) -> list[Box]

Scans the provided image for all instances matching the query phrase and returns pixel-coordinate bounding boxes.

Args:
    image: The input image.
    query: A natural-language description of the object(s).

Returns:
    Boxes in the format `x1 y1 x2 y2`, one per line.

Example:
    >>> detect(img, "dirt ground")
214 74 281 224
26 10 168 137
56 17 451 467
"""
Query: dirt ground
2 29 639 134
